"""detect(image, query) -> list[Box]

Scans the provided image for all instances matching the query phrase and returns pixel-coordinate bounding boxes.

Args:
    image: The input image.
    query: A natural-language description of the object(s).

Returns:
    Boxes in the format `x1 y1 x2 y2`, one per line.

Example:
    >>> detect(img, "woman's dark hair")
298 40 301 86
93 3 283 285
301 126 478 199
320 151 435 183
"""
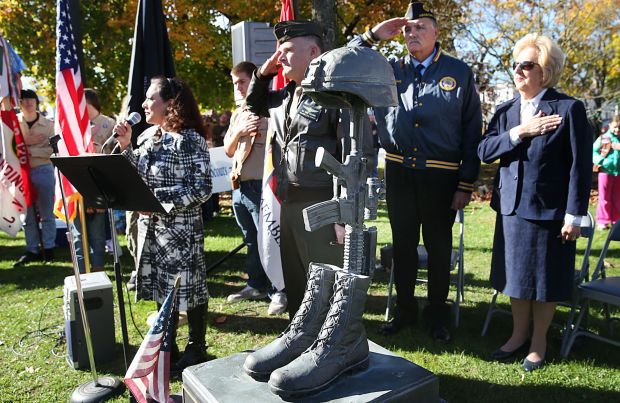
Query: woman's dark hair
84 88 101 112
150 76 207 140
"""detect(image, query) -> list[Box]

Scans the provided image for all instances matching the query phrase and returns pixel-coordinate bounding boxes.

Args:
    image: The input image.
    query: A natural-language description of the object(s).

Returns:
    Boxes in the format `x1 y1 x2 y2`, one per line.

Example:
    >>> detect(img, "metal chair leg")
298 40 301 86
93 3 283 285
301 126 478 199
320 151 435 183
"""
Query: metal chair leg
560 296 580 357
385 258 394 322
562 299 589 358
481 290 499 337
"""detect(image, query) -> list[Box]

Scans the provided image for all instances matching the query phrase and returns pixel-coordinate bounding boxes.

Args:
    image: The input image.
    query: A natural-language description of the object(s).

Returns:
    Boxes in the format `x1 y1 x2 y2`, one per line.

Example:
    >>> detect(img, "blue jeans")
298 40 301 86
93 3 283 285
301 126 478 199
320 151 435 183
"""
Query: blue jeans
72 210 107 272
24 164 56 253
232 180 269 291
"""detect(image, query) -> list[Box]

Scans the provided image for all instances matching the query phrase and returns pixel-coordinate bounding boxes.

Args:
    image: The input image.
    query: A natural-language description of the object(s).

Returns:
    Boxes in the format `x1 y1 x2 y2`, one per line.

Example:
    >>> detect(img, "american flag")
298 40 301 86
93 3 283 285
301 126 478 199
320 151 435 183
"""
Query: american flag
125 278 179 403
53 0 93 222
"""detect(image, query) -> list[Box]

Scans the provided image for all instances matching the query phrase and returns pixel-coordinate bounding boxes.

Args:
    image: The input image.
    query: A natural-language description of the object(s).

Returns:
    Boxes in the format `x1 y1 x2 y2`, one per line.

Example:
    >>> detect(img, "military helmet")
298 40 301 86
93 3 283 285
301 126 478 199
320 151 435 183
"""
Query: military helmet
301 46 398 109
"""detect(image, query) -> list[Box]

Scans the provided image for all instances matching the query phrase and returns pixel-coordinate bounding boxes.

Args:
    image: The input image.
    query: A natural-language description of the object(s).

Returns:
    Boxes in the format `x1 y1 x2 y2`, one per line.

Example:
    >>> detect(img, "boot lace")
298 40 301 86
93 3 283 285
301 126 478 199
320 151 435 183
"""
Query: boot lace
283 268 322 339
312 275 351 354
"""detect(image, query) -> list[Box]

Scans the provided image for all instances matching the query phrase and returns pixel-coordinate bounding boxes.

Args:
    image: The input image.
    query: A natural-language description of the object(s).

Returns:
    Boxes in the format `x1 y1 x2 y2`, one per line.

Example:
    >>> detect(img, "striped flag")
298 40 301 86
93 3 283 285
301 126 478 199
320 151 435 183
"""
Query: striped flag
125 278 179 403
256 0 294 291
0 109 32 236
0 35 34 237
53 0 93 222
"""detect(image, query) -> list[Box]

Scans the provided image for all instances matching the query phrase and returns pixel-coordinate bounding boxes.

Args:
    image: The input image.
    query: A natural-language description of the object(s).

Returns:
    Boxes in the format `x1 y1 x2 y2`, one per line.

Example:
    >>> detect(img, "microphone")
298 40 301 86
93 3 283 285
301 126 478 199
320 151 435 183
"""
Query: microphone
124 111 142 127
101 112 142 153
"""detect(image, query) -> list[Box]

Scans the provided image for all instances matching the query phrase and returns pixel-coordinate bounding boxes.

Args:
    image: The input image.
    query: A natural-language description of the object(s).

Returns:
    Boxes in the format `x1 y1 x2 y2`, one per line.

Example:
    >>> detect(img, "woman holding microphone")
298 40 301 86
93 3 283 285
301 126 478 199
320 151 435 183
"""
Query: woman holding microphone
114 76 212 372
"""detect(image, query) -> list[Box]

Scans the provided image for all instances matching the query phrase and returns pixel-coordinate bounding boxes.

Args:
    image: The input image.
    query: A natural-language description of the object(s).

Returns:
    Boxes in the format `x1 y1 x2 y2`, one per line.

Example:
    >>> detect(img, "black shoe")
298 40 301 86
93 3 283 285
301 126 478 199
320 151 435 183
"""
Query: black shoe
430 326 451 343
490 339 530 360
43 248 55 262
13 251 42 268
523 357 545 372
172 342 207 374
378 314 415 336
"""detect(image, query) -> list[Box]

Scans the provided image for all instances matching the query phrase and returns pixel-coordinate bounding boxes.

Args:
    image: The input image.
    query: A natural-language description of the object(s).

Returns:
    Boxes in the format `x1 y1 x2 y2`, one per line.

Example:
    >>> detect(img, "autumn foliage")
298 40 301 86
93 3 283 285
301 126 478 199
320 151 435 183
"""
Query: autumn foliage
0 0 617 125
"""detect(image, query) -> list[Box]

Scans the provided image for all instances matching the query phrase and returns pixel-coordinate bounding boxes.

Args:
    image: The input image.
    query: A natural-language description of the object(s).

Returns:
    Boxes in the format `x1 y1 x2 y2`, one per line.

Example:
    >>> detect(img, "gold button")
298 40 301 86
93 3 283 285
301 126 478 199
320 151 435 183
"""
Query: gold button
419 102 423 106
413 157 416 161
414 148 418 151
415 123 419 127
412 163 416 167
421 82 425 85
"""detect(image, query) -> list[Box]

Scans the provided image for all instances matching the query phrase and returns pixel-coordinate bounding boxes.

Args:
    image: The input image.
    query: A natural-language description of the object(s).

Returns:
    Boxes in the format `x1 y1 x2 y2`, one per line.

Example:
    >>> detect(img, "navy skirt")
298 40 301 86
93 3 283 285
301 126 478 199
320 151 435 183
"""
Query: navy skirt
490 213 576 302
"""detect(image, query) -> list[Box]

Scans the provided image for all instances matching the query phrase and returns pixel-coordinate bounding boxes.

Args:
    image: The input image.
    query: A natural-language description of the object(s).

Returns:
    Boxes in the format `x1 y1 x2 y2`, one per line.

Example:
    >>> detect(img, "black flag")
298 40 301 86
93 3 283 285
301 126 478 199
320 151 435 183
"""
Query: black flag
126 0 176 146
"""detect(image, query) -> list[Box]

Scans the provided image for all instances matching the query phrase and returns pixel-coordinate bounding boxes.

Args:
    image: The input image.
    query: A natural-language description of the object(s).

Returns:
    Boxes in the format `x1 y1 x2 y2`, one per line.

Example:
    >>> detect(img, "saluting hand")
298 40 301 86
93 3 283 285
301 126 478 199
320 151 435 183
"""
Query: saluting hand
260 49 282 76
372 18 409 41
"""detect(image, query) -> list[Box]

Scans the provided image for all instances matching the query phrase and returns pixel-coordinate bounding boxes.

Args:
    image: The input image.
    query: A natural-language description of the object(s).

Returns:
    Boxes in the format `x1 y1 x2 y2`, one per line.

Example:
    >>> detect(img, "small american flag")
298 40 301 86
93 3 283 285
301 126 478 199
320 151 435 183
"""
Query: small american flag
53 0 93 222
125 277 180 403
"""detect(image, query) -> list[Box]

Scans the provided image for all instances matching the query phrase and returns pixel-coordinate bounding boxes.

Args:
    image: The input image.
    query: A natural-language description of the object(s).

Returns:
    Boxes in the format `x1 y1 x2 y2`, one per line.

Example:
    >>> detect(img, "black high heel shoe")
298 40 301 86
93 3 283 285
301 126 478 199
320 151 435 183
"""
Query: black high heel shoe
490 339 530 360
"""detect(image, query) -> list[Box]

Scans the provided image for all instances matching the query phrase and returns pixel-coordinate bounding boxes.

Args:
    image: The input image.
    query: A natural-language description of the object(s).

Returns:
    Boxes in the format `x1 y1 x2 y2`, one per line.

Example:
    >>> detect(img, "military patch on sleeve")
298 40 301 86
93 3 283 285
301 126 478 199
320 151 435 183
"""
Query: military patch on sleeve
298 101 322 121
439 76 457 91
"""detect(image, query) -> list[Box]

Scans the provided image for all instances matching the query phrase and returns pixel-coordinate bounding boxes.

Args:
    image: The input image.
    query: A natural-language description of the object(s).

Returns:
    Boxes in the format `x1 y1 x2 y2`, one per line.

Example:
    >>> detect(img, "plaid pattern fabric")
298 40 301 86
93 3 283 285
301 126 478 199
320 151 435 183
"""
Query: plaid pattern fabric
124 126 212 311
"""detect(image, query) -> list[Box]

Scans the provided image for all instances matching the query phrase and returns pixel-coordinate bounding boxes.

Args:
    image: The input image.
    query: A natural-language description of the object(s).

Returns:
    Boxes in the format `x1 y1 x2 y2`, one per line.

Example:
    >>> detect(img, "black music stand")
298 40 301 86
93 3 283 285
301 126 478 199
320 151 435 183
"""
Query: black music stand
52 154 172 399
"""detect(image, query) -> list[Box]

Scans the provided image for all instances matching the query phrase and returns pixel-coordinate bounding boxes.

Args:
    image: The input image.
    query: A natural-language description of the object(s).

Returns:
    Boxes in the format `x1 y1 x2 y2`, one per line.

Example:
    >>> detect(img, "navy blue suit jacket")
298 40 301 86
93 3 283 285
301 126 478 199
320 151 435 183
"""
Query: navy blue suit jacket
478 88 592 220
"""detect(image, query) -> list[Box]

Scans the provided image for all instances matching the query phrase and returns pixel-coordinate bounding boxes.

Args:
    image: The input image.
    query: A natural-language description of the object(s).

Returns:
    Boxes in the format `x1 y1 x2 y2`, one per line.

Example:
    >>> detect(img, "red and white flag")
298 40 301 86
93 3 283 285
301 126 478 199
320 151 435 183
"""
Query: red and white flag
53 0 93 222
0 109 33 236
125 278 179 403
0 35 34 236
257 0 294 291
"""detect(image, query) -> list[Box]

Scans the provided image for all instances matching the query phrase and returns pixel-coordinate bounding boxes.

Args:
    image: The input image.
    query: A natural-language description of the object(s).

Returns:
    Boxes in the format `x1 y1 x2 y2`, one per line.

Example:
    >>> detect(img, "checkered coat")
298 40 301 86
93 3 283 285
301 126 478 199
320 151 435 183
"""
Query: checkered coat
123 126 212 311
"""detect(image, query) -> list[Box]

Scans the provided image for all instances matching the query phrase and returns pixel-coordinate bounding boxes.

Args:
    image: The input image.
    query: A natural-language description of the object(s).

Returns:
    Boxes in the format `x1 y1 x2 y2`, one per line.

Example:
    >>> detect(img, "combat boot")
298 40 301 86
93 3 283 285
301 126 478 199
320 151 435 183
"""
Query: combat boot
268 271 371 398
243 263 338 380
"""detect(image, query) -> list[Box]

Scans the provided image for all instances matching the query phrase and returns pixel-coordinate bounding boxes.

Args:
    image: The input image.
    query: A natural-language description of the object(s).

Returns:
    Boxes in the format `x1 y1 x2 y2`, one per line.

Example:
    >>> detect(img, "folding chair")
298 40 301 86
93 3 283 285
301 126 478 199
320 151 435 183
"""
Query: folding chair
481 211 595 337
561 219 620 357
383 208 465 327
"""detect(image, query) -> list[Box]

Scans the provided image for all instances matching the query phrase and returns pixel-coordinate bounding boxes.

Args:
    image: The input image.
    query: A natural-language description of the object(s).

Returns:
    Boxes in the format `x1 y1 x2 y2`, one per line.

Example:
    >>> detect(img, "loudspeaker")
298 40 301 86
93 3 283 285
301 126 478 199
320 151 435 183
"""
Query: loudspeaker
63 272 115 369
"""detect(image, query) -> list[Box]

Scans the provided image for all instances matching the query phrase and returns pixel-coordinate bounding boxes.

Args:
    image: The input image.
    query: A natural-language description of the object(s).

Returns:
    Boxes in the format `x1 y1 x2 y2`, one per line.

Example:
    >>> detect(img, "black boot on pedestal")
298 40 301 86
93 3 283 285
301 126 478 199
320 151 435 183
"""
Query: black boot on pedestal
174 302 208 373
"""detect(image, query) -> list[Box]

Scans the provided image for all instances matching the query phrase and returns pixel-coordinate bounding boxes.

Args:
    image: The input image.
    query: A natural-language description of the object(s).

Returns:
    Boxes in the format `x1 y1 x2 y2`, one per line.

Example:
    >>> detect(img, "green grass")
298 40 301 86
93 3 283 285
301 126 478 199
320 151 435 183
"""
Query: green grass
1 200 619 402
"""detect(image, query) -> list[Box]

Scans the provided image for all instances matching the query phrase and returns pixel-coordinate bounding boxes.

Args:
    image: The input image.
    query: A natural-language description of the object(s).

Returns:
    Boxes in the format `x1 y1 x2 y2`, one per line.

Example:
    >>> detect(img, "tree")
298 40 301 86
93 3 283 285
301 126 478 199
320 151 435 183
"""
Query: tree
0 1 134 116
3 0 615 124
460 0 620 128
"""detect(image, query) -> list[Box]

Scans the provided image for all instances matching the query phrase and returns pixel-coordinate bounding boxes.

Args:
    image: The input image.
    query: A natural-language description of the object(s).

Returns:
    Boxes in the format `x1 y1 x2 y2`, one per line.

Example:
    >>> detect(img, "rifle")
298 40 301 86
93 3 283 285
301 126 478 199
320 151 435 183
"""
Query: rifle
302 96 385 275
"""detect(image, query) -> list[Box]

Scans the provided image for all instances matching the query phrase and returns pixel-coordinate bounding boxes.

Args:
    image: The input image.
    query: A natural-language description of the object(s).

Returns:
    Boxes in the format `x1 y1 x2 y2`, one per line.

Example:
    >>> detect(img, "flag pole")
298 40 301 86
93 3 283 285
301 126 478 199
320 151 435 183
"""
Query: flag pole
78 196 92 273
48 135 124 402
54 0 124 400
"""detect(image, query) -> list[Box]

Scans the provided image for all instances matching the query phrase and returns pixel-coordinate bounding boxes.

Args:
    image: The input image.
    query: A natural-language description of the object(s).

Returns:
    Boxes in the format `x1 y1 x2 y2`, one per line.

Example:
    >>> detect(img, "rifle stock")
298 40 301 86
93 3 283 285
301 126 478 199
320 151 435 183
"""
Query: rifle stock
315 147 344 178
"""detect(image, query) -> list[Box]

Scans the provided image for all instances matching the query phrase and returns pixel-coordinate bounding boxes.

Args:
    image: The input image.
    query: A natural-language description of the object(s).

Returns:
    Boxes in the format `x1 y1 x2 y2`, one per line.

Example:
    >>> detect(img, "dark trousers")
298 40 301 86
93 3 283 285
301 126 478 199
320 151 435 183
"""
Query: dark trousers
385 162 457 327
280 198 344 319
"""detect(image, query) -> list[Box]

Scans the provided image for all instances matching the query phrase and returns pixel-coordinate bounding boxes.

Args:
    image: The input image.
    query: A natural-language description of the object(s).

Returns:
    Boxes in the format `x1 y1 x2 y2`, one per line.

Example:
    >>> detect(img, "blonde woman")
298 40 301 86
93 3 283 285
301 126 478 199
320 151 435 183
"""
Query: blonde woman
478 34 592 371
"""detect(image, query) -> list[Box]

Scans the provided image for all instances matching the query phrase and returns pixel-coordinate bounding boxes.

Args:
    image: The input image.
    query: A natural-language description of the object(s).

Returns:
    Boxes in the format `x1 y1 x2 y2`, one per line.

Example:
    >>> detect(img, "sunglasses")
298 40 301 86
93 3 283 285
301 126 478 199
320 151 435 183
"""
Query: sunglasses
512 61 539 71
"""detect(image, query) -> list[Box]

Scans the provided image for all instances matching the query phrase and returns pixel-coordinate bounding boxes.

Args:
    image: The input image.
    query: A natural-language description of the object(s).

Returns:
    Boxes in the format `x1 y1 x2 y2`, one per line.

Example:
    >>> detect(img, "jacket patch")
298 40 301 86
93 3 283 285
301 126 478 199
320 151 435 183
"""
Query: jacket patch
298 101 322 121
439 76 457 91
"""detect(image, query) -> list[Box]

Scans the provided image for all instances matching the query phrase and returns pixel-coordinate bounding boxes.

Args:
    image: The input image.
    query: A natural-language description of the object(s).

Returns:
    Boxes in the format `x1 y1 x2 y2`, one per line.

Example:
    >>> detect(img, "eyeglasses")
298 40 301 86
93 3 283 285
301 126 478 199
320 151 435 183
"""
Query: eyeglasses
512 61 539 71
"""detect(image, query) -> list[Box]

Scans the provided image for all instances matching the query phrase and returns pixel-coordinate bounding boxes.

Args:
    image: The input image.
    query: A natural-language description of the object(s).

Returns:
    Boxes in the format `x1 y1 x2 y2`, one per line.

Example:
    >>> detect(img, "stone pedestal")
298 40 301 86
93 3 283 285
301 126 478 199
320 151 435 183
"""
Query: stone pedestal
182 340 439 402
